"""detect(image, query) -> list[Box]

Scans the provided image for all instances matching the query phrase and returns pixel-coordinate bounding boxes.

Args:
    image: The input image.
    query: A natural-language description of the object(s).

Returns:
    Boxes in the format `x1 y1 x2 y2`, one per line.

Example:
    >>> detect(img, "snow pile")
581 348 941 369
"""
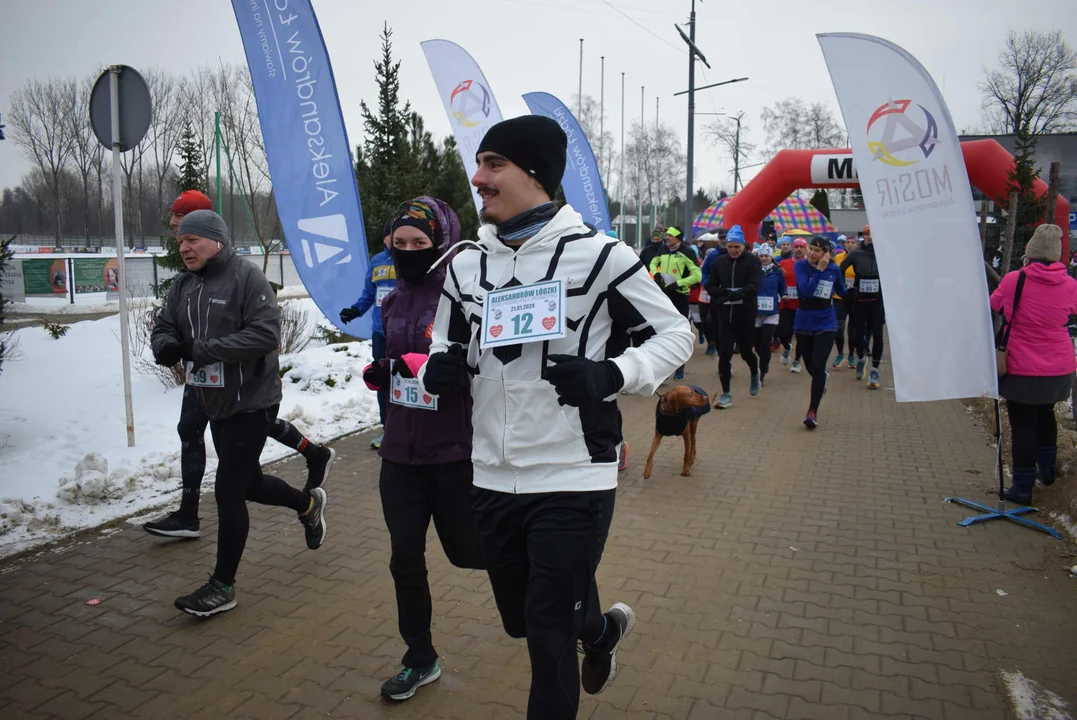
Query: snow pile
1000 670 1073 720
1048 512 1077 541
0 298 378 556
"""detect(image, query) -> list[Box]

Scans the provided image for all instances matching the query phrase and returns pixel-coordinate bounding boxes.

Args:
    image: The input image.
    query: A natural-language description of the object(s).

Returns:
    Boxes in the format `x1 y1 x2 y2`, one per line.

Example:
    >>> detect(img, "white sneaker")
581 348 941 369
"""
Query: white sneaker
781 350 790 366
790 360 802 373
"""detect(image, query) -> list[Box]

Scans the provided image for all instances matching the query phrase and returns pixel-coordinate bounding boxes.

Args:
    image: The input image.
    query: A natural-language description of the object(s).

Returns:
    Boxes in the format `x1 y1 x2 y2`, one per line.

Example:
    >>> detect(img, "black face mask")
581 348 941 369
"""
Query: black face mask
392 246 442 284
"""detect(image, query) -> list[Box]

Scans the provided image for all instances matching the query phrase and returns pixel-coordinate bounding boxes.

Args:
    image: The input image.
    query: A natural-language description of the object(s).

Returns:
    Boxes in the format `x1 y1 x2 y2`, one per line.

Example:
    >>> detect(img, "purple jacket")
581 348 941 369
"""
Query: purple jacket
378 198 473 466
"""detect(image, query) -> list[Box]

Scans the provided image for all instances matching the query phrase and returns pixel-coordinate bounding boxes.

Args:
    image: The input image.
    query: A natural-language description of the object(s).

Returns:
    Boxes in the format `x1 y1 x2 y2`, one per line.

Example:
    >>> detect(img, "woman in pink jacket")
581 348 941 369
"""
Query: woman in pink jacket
990 224 1077 504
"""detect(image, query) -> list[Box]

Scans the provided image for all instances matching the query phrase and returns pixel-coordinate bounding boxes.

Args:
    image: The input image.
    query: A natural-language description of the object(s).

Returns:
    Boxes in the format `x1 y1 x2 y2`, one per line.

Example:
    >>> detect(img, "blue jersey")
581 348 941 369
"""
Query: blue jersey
348 248 396 335
793 259 844 333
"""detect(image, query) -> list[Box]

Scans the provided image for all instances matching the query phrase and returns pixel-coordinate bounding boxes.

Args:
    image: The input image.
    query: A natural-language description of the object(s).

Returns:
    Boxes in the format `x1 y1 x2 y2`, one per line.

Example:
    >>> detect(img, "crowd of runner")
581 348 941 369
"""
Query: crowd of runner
140 115 902 719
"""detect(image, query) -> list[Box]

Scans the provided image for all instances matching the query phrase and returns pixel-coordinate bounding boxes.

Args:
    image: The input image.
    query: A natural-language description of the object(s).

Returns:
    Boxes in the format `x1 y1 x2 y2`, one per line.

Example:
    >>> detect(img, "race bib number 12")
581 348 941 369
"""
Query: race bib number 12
482 279 566 349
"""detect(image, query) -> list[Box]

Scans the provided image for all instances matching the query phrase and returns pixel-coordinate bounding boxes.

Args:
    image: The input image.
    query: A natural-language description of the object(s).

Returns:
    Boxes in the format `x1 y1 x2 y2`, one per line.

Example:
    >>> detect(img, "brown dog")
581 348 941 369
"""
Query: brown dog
643 385 711 479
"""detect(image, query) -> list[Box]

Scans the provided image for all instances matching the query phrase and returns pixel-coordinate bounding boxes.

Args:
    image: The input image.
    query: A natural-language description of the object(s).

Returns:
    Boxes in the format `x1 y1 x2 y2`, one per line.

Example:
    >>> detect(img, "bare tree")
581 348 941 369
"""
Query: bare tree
7 77 77 245
144 69 183 233
980 29 1077 134
704 112 754 190
68 72 104 243
760 97 846 158
625 121 685 218
570 94 618 195
182 69 218 196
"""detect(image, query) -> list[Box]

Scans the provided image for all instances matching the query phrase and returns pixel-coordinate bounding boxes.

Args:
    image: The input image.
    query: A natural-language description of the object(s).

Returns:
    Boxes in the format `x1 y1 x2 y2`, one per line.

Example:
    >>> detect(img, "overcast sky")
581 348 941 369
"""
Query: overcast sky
1 0 1074 198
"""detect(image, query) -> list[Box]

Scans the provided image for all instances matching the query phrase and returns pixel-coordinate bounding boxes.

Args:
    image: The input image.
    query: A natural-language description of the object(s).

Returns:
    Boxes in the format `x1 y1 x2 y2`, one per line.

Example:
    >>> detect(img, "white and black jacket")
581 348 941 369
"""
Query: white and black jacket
420 205 694 494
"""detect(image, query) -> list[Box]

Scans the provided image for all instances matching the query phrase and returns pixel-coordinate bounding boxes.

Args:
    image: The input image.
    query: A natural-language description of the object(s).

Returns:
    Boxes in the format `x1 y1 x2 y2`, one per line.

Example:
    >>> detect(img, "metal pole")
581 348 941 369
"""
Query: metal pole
109 66 135 447
653 96 659 232
684 0 696 234
637 85 644 250
733 115 741 192
578 39 584 119
214 111 222 213
619 72 625 242
600 57 605 182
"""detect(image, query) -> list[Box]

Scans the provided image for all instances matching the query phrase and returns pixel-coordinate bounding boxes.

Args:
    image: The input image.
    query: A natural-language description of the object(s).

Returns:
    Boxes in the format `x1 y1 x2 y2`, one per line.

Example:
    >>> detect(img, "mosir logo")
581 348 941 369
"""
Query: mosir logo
866 99 939 168
450 79 491 128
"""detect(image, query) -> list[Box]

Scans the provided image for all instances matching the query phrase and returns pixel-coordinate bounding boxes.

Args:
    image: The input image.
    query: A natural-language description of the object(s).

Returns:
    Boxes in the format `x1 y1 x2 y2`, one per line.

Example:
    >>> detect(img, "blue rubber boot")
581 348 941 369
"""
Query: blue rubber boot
1003 468 1036 506
1036 447 1057 486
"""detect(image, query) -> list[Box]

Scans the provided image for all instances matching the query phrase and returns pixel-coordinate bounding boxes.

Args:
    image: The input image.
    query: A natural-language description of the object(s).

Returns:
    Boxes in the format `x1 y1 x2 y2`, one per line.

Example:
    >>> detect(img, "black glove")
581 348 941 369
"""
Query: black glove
545 354 625 407
392 358 415 379
180 340 196 362
363 358 390 389
654 273 667 290
340 306 361 324
423 346 473 395
154 339 183 367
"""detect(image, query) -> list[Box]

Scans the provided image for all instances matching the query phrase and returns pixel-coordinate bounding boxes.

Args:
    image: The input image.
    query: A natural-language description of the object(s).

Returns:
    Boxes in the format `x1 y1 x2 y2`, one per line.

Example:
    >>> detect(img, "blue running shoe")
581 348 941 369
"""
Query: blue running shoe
855 357 867 380
832 353 844 369
750 374 760 396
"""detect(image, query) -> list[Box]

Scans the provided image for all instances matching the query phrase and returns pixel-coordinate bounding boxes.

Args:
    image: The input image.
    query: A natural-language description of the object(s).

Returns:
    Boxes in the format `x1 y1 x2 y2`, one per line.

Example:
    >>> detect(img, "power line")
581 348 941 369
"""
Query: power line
596 0 688 55
497 0 677 24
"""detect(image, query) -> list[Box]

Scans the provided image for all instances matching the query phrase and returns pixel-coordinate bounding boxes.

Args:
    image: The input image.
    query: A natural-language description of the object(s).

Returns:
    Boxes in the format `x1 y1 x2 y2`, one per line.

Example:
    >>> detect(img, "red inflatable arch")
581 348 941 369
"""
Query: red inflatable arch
720 139 1070 258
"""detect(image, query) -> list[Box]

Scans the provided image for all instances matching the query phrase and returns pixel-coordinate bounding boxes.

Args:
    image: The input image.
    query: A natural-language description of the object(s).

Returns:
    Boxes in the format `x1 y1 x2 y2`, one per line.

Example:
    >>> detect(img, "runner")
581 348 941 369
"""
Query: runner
419 115 693 719
151 209 327 616
697 235 719 356
143 192 333 540
639 225 668 269
777 235 793 262
360 197 484 701
840 225 884 388
794 235 844 429
650 226 702 380
831 235 850 369
705 224 763 409
840 234 859 369
754 243 786 387
340 219 396 449
777 238 807 371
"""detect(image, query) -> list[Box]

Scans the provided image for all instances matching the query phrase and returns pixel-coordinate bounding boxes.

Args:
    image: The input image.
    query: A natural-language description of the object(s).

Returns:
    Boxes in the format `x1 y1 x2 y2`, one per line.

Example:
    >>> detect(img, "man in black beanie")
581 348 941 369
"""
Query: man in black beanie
418 116 694 718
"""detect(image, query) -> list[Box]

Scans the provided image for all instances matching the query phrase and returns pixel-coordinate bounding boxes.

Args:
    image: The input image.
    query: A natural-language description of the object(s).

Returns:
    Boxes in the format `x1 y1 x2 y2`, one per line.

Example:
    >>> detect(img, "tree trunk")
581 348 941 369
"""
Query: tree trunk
52 186 62 248
1000 191 1019 275
979 198 990 257
1044 161 1060 227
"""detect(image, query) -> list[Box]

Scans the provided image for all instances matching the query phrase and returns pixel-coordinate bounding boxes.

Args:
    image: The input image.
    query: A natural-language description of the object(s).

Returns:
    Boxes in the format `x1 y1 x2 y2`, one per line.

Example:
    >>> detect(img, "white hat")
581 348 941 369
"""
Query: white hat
757 243 774 257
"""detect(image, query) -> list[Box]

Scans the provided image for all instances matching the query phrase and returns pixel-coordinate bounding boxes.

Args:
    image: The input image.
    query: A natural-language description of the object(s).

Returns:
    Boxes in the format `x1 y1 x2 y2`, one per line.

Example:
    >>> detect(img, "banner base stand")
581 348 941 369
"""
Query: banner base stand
944 497 1061 539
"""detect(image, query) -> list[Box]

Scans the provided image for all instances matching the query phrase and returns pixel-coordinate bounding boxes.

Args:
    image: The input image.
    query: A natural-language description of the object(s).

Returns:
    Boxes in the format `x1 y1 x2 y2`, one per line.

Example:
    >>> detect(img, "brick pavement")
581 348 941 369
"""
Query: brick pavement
2 349 1076 720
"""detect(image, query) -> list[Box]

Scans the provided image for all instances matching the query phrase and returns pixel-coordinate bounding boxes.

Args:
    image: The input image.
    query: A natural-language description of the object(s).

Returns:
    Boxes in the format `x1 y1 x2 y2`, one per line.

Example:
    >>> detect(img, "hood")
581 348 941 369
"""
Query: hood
475 204 589 256
397 196 461 287
1023 261 1070 286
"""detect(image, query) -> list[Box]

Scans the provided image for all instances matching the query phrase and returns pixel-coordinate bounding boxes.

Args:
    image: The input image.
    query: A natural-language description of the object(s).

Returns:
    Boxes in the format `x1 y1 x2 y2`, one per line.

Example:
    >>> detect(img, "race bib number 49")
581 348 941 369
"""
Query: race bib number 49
186 361 224 388
481 279 566 349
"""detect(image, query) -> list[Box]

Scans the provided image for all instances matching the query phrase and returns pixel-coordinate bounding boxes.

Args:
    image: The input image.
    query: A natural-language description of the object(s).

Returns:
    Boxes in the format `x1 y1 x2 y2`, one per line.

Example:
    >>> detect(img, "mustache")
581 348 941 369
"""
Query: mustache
476 185 497 196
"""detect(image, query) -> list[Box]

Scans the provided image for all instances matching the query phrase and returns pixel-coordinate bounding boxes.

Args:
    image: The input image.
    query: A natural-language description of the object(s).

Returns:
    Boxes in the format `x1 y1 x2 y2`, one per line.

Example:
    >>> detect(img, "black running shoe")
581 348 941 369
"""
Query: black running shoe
380 661 441 701
174 576 236 617
304 446 336 492
143 511 200 538
299 487 328 550
581 602 636 695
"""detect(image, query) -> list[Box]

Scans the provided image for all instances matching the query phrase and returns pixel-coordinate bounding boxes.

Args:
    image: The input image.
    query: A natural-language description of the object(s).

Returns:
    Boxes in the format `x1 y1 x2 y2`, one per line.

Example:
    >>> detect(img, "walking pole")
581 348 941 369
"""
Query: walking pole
945 398 1061 539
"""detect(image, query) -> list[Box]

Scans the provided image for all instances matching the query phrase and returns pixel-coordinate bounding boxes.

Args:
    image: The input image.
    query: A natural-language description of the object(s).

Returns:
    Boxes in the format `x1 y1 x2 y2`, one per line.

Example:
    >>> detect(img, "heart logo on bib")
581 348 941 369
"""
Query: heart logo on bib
541 317 556 331
393 389 401 399
210 375 219 383
489 325 504 338
423 395 432 404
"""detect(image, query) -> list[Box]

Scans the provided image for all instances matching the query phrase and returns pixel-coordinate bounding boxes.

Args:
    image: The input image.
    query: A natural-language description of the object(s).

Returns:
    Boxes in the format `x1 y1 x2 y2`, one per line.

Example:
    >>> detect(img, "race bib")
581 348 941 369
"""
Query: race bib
186 361 224 388
859 278 880 293
845 276 855 290
699 289 710 303
814 280 834 300
757 296 775 312
785 286 798 299
482 279 566 349
390 361 438 410
375 285 392 307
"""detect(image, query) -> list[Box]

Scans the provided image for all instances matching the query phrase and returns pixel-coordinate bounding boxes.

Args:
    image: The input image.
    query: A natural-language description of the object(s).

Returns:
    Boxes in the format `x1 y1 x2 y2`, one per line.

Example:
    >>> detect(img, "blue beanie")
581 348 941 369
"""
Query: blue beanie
605 229 619 239
726 225 745 245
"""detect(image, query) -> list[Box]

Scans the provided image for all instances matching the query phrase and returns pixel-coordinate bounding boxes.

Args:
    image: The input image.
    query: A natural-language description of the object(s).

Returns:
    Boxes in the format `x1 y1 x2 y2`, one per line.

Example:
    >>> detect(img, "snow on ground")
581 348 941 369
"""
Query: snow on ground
0 298 378 557
1000 669 1073 720
1049 512 1077 541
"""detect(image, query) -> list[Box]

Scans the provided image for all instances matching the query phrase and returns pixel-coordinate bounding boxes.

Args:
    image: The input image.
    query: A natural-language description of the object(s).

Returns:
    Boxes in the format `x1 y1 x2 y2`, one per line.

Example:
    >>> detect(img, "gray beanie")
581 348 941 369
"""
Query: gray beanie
1024 223 1063 263
177 209 230 245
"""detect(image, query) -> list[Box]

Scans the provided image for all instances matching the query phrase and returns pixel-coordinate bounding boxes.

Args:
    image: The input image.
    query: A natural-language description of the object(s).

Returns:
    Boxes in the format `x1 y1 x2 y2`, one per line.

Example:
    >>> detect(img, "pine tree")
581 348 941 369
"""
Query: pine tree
156 122 207 294
0 234 14 379
1009 125 1044 261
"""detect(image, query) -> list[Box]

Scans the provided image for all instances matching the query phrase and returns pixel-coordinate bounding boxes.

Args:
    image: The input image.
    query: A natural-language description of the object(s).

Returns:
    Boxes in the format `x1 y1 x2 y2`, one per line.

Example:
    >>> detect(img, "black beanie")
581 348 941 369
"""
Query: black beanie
476 116 568 199
382 218 393 239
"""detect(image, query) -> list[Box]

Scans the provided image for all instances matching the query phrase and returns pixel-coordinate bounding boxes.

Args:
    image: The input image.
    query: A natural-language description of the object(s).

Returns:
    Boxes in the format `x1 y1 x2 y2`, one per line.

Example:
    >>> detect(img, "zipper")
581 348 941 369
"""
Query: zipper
194 281 207 411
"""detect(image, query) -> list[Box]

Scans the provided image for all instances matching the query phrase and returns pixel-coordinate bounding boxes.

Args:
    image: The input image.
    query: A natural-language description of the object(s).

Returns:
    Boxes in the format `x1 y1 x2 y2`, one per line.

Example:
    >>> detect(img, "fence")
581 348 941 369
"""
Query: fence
4 251 304 307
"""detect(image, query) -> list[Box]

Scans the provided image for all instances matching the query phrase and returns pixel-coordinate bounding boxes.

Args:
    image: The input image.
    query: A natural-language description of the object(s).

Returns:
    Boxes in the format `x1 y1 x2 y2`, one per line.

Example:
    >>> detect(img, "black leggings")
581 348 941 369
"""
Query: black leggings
472 488 615 720
834 302 848 355
1006 400 1058 469
210 405 310 586
853 302 885 367
777 308 802 360
699 303 717 344
843 294 857 358
178 389 308 518
379 459 484 668
797 332 836 412
754 322 777 378
717 313 759 392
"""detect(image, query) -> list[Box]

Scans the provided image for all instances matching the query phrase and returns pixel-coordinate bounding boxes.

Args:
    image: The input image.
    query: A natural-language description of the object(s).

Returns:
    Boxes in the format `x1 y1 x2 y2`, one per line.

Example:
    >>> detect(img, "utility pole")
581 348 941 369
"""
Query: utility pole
685 0 697 235
733 113 742 192
578 39 584 119
637 85 644 250
600 57 605 181
653 96 659 232
619 72 625 242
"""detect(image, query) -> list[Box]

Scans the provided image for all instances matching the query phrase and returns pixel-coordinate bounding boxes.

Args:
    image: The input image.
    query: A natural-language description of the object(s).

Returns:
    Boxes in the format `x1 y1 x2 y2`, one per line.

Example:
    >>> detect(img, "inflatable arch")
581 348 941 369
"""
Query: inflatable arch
720 139 1071 257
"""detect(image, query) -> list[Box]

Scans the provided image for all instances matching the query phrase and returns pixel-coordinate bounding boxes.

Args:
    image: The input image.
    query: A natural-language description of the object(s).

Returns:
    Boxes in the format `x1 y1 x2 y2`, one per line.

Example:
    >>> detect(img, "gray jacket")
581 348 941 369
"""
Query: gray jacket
151 246 282 420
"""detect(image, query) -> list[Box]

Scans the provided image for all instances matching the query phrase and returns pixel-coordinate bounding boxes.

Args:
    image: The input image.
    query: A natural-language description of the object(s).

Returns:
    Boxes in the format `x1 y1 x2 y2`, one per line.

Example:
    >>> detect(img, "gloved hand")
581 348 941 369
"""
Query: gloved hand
654 273 667 290
339 306 361 324
545 354 625 407
363 358 390 390
392 357 415 379
423 345 474 395
154 339 184 367
722 289 743 304
180 340 196 362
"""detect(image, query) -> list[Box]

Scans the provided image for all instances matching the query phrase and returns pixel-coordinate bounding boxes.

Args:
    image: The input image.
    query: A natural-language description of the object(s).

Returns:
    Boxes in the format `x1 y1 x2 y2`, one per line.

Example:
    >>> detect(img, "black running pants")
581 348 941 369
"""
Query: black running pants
853 302 885 367
1006 400 1057 470
796 332 836 413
